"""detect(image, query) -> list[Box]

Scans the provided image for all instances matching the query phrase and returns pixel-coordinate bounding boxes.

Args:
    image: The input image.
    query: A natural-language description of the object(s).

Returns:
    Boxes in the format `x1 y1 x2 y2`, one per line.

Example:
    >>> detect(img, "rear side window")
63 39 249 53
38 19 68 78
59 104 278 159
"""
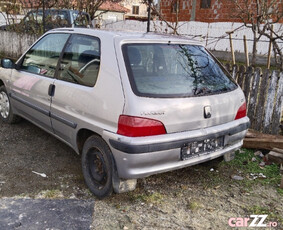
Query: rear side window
122 44 237 98
58 34 100 87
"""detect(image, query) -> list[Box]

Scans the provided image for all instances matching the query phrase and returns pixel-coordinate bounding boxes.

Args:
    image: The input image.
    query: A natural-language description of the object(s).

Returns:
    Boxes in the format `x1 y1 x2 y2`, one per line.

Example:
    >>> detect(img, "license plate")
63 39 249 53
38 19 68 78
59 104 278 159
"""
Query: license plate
181 136 224 160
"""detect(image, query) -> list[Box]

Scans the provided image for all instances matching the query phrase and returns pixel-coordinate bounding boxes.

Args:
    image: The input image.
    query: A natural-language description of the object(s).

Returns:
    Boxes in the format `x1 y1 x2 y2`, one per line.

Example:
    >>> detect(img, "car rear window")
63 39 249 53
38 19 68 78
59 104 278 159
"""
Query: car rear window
122 43 237 98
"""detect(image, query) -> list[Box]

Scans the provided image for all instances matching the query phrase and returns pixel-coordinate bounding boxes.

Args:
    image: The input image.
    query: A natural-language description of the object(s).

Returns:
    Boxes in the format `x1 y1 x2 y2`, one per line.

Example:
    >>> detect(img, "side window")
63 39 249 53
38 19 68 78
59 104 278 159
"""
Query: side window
74 13 89 27
21 33 69 78
58 34 100 87
46 11 70 28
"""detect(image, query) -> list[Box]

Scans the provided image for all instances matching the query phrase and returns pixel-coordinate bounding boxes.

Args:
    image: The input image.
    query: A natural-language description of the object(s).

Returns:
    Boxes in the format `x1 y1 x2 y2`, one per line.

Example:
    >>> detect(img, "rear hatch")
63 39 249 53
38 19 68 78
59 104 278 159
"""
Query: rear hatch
118 42 245 135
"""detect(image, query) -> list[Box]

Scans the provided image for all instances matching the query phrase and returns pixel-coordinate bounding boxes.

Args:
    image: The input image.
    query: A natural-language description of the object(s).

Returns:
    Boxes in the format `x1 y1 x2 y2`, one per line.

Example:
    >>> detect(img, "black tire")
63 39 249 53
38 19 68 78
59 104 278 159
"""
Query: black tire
0 85 21 124
81 135 113 199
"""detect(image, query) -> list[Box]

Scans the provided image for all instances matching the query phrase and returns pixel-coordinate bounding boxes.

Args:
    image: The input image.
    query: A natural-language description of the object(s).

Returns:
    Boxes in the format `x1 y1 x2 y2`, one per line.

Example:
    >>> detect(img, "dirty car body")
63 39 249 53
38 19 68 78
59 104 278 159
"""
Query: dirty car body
0 28 250 198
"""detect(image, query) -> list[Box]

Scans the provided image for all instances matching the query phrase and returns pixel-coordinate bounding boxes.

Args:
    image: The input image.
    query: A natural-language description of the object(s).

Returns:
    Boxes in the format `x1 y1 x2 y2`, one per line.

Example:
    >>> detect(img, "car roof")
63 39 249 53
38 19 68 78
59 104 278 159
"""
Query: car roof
29 9 77 13
49 28 202 45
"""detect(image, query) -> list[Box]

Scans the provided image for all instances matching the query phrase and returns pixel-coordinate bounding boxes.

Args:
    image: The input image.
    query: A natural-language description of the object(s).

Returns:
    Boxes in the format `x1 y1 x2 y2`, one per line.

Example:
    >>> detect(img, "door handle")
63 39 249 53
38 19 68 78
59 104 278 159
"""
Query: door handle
48 84 55 97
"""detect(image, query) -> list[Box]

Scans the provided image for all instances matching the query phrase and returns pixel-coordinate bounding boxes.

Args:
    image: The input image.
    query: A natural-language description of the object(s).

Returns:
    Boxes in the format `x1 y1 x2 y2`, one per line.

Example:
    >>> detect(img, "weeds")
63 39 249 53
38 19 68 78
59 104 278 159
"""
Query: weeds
187 200 203 211
248 205 283 225
131 192 164 204
221 149 282 189
36 189 64 199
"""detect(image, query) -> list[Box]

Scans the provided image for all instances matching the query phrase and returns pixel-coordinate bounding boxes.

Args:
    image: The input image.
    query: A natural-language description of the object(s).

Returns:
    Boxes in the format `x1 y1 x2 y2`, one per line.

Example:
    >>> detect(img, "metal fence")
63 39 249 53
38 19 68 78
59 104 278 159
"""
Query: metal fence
226 64 283 135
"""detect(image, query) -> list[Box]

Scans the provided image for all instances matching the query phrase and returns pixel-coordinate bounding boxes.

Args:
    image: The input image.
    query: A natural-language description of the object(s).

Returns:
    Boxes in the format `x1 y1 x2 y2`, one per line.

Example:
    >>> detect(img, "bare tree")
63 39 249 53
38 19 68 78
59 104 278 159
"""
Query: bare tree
231 0 283 70
6 0 123 21
1 0 124 34
0 0 21 25
71 0 123 20
143 0 181 35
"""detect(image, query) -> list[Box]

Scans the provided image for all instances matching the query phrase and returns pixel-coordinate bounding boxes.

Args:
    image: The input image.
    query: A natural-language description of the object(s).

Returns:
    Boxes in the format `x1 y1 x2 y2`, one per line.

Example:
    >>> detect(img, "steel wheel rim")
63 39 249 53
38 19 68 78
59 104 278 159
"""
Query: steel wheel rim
87 148 108 189
0 91 9 119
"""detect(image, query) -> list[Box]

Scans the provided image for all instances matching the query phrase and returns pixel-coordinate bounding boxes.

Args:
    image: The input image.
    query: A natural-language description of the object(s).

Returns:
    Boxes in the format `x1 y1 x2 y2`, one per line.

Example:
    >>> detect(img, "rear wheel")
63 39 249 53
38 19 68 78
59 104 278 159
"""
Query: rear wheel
81 135 113 199
0 86 20 124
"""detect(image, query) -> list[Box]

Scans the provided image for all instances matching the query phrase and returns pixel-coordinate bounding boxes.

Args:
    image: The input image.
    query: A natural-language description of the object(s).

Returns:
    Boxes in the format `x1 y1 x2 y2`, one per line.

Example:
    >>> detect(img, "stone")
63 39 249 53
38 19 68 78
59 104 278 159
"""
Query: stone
231 175 244 181
254 151 264 158
0 198 94 230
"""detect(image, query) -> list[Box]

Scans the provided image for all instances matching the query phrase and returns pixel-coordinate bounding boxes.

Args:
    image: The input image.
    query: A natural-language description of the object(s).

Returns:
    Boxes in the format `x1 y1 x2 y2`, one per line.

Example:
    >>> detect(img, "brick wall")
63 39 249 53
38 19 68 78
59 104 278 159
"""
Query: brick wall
160 0 282 23
195 0 237 22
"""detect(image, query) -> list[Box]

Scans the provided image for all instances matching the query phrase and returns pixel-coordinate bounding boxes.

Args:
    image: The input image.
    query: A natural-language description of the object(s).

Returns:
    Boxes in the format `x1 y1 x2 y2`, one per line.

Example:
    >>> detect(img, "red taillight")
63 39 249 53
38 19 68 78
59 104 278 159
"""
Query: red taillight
117 115 167 137
235 102 247 120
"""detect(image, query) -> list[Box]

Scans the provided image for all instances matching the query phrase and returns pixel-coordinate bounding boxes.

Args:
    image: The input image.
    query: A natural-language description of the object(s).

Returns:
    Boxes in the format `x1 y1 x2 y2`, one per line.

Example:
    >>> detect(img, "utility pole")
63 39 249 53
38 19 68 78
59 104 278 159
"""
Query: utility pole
147 0 152 32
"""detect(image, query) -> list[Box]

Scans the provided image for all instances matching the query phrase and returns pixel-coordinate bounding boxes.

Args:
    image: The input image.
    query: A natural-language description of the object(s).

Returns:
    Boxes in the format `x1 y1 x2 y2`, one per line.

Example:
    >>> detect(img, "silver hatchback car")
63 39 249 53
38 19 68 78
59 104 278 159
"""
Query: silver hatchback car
0 28 249 198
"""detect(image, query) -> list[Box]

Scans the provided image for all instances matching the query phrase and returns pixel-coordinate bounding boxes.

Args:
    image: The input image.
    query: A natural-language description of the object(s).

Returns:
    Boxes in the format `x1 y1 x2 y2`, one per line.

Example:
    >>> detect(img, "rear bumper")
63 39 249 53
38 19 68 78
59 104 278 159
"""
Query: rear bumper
103 117 250 179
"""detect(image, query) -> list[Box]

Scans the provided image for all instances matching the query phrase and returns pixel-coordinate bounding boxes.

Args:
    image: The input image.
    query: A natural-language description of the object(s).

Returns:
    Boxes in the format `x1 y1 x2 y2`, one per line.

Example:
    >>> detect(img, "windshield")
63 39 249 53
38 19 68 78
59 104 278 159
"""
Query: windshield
122 43 237 98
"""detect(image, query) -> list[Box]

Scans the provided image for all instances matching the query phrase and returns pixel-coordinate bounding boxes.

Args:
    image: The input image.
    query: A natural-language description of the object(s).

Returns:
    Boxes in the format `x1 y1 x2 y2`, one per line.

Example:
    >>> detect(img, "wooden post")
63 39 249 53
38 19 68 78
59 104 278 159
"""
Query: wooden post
243 35 249 67
267 25 274 69
255 69 270 132
263 71 278 133
227 32 236 65
280 173 283 189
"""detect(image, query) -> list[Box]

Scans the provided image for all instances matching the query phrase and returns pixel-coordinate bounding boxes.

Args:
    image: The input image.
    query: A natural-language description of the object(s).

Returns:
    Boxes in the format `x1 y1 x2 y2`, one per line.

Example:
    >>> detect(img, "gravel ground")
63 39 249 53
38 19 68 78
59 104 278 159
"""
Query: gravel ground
0 119 282 229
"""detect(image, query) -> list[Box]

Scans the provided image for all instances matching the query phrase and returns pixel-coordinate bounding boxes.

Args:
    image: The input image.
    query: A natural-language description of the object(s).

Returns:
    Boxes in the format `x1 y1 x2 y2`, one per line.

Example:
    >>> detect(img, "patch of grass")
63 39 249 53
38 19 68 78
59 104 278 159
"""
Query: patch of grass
248 205 283 225
187 200 203 211
277 188 283 196
221 149 282 188
190 159 231 189
220 60 278 71
131 192 164 204
201 171 226 189
37 189 64 199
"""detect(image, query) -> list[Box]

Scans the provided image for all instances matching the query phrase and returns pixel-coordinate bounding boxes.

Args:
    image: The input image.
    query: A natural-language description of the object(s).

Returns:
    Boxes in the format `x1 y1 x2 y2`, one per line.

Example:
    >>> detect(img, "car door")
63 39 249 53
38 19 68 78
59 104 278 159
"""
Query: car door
50 34 101 144
9 33 70 132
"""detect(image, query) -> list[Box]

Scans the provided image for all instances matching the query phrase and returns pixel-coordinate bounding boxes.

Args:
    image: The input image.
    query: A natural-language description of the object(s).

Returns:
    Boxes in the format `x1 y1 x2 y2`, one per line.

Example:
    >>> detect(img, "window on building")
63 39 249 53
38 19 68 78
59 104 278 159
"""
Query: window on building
201 0 211 8
132 5 139 15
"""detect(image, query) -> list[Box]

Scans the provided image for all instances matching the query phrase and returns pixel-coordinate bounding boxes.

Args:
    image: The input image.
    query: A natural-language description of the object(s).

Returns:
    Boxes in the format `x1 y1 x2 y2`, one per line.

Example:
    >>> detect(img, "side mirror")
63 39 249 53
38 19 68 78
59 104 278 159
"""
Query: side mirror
1 58 15 69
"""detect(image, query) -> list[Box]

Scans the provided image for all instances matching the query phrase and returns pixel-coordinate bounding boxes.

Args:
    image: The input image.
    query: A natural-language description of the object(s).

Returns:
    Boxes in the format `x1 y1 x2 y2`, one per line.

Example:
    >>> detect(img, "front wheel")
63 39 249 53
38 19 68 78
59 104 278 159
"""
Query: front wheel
81 135 113 199
0 86 20 124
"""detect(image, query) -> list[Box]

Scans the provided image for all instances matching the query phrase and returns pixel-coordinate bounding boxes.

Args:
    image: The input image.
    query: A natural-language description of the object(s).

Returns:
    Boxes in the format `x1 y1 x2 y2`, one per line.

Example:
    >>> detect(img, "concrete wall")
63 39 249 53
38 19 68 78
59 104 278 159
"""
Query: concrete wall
95 10 125 22
0 12 6 26
1 19 282 65
0 31 37 58
103 20 283 64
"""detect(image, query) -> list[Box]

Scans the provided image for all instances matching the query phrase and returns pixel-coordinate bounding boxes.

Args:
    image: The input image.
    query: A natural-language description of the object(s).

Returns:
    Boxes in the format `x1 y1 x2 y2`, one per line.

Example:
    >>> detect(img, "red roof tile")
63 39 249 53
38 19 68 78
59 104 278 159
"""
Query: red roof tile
99 1 129 13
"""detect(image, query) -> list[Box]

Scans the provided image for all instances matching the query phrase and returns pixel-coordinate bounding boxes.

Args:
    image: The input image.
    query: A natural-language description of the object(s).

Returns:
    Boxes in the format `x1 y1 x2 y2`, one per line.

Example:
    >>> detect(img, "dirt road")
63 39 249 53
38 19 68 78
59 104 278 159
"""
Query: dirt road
0 119 282 229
